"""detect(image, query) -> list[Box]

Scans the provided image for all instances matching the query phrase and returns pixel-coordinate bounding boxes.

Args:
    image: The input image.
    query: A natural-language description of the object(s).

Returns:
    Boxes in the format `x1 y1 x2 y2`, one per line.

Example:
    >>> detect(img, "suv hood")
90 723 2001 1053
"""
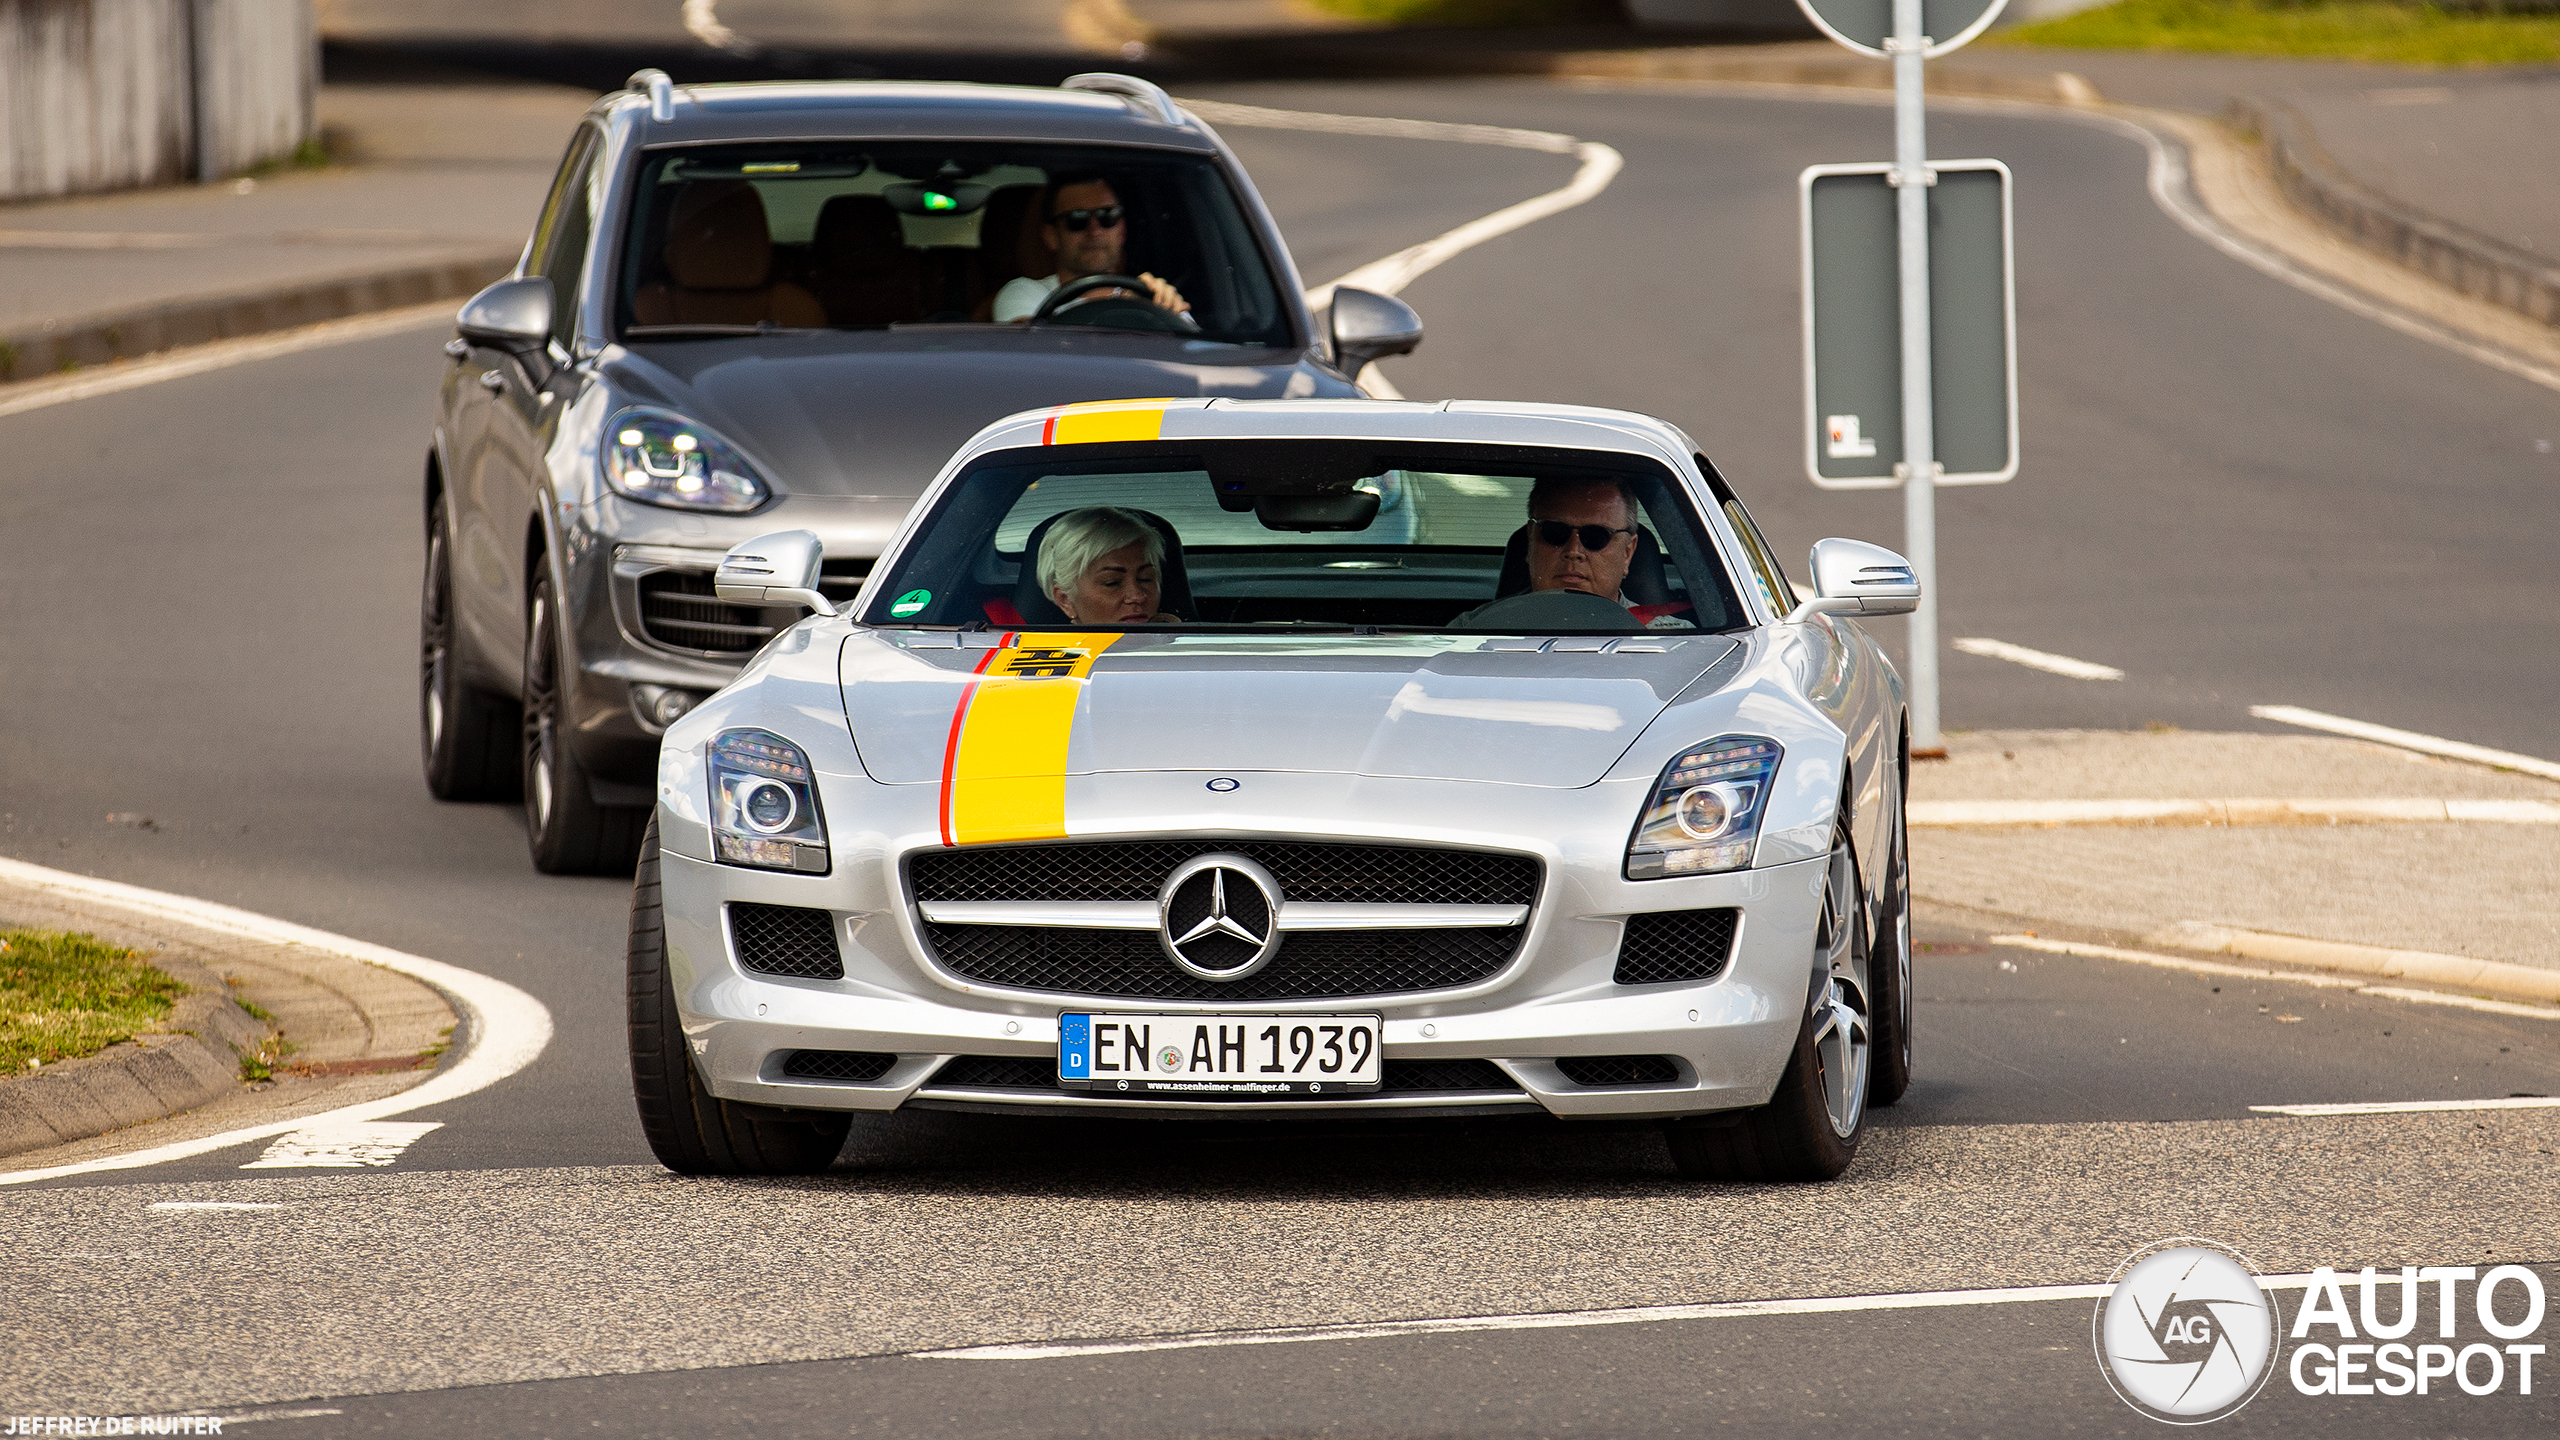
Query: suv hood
840 631 1744 789
606 335 1338 502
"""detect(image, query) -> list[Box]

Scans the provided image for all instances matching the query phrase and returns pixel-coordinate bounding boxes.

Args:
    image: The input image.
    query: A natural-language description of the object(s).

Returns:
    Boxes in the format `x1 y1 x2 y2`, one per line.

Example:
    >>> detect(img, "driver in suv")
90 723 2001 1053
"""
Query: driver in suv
993 172 1191 324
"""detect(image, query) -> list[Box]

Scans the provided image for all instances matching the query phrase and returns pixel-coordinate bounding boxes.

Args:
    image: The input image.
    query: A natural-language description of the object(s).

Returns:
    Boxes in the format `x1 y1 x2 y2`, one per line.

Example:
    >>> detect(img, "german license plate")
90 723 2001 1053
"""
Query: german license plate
1058 1013 1383 1096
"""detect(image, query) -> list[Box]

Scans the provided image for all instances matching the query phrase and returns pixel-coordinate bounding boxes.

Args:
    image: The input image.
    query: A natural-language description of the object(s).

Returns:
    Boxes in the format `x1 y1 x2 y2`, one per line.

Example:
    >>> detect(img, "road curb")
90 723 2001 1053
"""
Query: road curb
2227 97 2560 333
0 252 511 386
0 945 272 1159
2149 921 2560 1007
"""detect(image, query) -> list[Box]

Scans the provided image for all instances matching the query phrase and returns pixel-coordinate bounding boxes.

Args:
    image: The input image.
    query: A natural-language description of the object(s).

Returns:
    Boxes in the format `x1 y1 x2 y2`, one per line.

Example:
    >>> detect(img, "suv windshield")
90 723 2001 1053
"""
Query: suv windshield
615 142 1290 345
863 440 1747 634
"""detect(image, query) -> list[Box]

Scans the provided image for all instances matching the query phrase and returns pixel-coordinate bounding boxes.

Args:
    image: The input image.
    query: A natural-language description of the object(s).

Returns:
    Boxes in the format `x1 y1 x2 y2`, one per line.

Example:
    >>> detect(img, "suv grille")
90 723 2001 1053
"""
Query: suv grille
637 559 870 655
929 1055 1520 1096
912 840 1538 1002
779 1049 895 1082
1613 909 1738 985
1555 1054 1681 1087
730 903 842 979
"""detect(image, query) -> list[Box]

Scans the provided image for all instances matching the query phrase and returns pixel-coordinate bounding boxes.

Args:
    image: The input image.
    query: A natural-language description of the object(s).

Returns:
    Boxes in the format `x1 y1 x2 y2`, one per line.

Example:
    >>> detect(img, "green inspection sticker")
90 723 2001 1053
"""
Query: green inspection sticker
889 588 931 618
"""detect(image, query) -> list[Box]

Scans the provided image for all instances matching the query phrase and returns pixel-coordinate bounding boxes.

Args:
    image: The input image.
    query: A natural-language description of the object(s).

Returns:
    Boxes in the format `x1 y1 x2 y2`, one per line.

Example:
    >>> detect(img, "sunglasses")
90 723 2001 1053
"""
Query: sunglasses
1049 205 1125 233
1531 519 1637 551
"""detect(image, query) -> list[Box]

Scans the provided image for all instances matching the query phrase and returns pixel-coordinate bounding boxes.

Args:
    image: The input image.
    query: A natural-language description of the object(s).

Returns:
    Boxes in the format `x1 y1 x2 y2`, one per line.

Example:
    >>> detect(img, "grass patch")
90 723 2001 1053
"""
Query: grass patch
0 930 186 1071
1992 0 2560 65
1301 0 1619 27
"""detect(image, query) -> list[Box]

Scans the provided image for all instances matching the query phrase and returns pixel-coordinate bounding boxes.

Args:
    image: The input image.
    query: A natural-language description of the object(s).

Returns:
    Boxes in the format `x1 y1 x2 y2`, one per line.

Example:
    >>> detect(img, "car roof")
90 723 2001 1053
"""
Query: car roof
596 80 1222 151
950 398 1708 476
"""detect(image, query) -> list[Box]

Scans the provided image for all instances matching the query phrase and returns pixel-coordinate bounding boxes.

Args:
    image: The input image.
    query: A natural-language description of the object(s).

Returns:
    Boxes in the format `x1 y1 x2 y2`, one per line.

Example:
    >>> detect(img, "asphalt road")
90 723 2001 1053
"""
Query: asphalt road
2 72 2556 1436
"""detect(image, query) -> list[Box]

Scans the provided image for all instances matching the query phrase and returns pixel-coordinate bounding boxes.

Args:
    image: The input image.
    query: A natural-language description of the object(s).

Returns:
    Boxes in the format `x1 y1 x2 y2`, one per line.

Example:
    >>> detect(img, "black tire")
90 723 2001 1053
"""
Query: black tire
1664 825 1869 1182
1867 797 1915 1107
421 492 520 801
629 818 851 1175
522 570 646 875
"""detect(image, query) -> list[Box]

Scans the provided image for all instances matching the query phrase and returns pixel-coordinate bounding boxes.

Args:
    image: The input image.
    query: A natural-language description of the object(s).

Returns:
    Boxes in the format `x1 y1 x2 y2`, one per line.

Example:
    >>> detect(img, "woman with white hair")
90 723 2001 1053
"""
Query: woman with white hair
1037 506 1177 624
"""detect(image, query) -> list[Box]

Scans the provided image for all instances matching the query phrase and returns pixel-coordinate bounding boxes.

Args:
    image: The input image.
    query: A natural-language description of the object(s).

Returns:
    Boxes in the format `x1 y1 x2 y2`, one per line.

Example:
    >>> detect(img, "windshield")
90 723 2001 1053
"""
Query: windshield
862 440 1747 634
614 142 1290 346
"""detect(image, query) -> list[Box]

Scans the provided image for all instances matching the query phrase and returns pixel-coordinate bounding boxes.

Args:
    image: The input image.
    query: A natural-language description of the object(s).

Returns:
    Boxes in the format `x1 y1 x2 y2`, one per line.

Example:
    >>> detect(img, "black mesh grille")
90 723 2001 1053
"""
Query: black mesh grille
817 558 871 608
639 571 778 654
1556 1054 1681 1087
923 924 1522 1001
780 1049 896 1082
929 1055 1522 1095
1613 908 1739 985
910 841 1539 906
730 903 843 979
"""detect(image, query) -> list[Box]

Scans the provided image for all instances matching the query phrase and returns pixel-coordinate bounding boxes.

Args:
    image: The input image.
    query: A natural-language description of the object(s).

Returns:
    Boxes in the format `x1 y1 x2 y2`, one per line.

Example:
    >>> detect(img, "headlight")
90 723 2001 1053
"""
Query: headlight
710 728 828 873
603 408 770 513
1625 735 1782 879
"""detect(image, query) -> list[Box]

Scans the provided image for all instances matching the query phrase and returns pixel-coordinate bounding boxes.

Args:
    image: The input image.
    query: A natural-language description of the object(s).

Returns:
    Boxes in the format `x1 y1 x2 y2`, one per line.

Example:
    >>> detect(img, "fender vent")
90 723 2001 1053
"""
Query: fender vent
1613 908 1738 985
730 903 842 979
780 1049 896 1082
1556 1054 1681 1087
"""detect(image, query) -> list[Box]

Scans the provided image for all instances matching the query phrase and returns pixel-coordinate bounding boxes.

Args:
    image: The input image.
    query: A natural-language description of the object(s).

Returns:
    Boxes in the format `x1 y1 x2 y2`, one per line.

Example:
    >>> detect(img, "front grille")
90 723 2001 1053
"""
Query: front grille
1613 908 1739 985
780 1049 896 1082
1556 1054 1681 1087
929 1055 1522 1096
818 558 871 608
911 841 1539 907
923 924 1522 1001
730 903 843 979
638 571 777 654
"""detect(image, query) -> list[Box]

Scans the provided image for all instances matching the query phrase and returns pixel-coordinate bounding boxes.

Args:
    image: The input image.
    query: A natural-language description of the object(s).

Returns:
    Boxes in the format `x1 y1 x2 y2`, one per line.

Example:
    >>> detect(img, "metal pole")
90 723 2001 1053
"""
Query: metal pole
1891 0 1942 752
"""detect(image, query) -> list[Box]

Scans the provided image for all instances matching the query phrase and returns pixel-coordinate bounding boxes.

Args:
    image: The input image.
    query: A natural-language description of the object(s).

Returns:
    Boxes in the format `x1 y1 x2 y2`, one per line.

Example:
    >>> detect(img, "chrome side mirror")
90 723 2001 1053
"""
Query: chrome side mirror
1330 286 1423 378
456 276 554 353
1785 538 1920 622
715 530 836 616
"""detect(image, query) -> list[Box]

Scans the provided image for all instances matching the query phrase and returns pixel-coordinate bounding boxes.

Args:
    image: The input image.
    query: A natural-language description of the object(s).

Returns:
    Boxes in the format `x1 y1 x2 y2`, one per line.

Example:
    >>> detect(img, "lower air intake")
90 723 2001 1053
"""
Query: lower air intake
1613 908 1739 985
928 1056 1522 1096
730 903 843 979
780 1050 896 1082
1555 1055 1681 1087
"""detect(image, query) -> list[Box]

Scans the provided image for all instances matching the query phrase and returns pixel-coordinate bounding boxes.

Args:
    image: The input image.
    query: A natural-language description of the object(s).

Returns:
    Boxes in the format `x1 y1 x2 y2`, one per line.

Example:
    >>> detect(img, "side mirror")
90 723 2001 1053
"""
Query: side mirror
715 530 836 616
456 276 554 353
1785 538 1920 622
1330 286 1422 378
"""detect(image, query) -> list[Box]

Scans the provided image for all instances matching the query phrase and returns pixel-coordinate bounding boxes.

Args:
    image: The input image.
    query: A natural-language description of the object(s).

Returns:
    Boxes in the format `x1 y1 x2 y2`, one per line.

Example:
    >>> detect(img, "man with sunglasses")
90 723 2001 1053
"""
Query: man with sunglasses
993 173 1192 324
1525 477 1643 602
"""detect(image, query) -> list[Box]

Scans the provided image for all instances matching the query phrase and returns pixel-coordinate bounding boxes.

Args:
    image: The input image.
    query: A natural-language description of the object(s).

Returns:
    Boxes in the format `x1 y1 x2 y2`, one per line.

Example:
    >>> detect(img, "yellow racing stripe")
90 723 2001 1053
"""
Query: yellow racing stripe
939 633 1122 846
1042 400 1170 446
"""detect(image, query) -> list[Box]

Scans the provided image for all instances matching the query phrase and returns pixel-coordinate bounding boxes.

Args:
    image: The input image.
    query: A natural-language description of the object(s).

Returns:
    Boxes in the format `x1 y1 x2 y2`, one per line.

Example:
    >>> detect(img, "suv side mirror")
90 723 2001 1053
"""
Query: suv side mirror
1331 286 1422 378
715 530 836 616
456 276 554 353
1786 537 1920 622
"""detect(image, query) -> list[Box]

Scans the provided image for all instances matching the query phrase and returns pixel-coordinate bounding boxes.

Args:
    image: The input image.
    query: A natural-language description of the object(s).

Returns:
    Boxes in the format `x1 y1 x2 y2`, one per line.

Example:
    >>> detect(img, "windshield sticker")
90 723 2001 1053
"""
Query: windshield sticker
889 588 931 618
938 632 1125 847
1041 401 1171 446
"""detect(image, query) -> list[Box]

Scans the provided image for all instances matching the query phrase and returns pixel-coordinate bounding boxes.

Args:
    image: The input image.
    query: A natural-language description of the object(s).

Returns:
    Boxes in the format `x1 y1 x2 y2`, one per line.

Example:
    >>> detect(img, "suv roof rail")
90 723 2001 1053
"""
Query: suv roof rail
626 68 676 123
1060 72 1183 127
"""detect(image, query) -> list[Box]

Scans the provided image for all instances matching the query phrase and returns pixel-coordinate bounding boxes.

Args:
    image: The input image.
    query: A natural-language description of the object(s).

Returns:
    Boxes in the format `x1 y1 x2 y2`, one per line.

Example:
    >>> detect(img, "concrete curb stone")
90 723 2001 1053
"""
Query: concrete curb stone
0 946 273 1158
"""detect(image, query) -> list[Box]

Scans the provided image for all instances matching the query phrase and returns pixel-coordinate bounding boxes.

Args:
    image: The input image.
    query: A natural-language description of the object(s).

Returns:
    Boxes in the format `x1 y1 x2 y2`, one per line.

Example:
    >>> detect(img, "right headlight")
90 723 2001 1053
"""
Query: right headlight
602 407 771 513
1625 735 1782 879
709 728 828 874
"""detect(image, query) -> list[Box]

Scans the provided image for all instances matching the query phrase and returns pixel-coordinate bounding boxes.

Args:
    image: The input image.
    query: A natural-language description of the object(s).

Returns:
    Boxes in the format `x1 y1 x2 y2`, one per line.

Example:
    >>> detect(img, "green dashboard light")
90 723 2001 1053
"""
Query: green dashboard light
922 190 957 212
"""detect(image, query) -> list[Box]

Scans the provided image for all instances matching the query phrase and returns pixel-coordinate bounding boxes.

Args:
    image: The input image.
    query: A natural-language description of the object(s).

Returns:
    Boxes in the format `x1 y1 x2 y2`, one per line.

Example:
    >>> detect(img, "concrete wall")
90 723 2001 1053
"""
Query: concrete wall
0 0 314 202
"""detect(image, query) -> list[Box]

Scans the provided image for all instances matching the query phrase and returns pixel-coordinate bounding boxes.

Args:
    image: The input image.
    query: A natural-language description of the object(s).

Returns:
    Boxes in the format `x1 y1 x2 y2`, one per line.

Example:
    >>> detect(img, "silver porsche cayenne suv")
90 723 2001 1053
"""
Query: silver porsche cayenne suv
420 70 1419 872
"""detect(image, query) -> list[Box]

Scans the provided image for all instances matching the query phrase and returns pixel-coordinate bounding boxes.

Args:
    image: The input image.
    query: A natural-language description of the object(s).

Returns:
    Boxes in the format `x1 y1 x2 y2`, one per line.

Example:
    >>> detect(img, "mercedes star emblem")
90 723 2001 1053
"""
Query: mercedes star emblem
1157 852 1285 981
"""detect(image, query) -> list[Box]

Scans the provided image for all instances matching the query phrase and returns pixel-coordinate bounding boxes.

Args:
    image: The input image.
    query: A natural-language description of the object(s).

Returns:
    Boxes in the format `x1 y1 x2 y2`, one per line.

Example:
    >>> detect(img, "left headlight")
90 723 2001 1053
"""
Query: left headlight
710 728 828 874
603 407 771 513
1625 735 1782 879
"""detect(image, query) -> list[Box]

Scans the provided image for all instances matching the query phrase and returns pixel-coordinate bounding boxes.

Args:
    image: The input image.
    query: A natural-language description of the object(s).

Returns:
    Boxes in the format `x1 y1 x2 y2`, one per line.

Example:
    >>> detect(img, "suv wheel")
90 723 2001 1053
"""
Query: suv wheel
522 571 646 874
421 492 519 801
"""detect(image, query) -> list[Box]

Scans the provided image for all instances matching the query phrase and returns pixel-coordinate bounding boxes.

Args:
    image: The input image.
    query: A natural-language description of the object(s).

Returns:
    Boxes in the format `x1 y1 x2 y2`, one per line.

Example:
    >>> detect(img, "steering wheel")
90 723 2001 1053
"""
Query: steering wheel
1029 273 1195 334
1461 589 1642 632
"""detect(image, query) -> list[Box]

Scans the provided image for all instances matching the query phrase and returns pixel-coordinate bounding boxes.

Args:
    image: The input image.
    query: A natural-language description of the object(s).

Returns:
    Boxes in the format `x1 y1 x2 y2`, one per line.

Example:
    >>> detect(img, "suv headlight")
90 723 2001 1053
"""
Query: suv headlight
1625 736 1782 879
603 408 770 513
710 729 828 873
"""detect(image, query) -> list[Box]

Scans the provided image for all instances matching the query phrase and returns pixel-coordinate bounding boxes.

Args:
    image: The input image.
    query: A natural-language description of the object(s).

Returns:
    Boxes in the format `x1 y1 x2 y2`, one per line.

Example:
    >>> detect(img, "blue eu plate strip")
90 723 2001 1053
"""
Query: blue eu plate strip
1059 1013 1092 1078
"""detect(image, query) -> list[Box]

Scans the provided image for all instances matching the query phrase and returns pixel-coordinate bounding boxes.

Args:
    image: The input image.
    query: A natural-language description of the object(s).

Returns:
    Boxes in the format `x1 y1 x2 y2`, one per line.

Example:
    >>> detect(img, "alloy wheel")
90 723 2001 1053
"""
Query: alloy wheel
1811 835 1872 1139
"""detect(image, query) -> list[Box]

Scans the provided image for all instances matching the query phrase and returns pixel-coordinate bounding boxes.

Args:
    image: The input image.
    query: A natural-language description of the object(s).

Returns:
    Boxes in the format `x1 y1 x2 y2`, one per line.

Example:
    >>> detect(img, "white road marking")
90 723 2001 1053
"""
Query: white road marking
2253 1096 2560 1116
0 856 552 1186
918 1274 2326 1360
1990 933 2560 1021
1950 636 2124 680
239 1122 444 1169
2249 704 2560 782
148 1201 286 1211
682 0 754 52
1912 798 2560 827
2351 986 2560 1021
0 301 454 420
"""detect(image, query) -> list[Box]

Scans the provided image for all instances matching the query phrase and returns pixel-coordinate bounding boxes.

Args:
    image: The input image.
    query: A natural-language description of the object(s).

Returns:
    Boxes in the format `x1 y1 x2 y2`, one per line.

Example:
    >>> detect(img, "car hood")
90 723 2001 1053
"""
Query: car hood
605 335 1337 502
839 631 1745 789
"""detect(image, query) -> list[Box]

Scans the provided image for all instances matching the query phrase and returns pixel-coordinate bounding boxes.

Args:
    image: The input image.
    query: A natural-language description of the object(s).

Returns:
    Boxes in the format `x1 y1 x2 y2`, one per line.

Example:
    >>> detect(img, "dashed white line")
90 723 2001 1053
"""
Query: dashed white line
148 1201 287 1211
1950 636 2124 680
2249 704 2560 782
2252 1096 2560 1117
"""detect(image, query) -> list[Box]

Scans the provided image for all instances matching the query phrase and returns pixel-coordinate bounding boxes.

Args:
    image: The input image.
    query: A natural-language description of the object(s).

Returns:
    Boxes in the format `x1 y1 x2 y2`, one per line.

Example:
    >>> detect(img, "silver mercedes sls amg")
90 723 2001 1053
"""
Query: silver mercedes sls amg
630 398 1920 1181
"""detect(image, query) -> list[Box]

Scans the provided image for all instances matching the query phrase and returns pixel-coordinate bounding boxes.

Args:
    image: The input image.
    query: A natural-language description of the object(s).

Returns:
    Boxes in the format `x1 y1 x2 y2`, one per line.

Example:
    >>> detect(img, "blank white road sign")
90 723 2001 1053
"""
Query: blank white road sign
1801 159 2018 489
